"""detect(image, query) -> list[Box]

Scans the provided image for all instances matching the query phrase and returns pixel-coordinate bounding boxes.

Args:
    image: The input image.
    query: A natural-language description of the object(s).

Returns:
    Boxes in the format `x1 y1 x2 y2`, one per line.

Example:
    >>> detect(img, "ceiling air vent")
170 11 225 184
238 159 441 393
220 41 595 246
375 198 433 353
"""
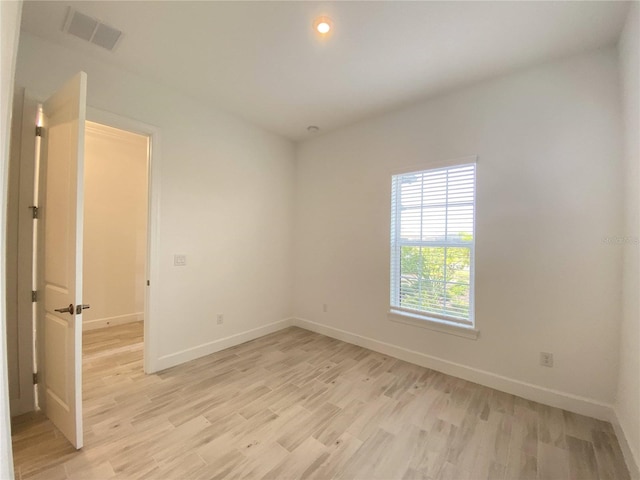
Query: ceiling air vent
62 8 122 51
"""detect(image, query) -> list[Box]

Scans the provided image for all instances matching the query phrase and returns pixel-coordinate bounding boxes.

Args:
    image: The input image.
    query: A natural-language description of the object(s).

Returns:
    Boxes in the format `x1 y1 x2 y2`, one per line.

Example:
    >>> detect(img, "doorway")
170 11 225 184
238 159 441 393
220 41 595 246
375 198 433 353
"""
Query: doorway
82 121 148 334
6 88 158 448
81 120 149 374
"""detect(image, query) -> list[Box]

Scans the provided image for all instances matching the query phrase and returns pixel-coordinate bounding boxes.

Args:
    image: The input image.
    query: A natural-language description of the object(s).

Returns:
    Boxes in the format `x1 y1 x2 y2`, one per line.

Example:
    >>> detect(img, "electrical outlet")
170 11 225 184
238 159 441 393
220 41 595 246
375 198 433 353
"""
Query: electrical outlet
216 314 224 325
174 254 187 266
540 352 554 367
322 303 328 313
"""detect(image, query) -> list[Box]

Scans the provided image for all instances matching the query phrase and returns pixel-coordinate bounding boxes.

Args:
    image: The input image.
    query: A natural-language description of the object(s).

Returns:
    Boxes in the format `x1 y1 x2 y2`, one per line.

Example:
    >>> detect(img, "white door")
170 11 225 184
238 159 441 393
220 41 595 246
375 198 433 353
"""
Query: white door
38 72 87 449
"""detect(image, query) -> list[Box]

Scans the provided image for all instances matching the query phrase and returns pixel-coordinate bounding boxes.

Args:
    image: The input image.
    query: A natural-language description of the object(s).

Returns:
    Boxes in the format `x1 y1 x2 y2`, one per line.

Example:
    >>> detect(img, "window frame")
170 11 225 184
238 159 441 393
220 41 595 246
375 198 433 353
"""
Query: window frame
389 156 478 338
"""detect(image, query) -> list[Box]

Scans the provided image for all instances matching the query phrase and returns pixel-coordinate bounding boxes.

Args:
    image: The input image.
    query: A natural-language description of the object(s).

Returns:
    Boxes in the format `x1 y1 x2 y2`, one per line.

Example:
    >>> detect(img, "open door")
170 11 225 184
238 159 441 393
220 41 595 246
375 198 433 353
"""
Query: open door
38 72 87 449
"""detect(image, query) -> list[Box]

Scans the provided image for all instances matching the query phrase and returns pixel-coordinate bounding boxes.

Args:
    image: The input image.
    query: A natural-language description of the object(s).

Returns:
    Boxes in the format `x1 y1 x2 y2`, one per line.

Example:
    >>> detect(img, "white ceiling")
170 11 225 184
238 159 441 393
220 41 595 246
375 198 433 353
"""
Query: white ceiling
21 1 630 141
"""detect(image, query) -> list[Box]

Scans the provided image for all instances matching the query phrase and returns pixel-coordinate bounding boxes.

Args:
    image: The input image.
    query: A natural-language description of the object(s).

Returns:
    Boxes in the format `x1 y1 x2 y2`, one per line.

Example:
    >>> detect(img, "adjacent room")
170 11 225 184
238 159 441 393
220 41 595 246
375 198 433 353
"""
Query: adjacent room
0 1 638 479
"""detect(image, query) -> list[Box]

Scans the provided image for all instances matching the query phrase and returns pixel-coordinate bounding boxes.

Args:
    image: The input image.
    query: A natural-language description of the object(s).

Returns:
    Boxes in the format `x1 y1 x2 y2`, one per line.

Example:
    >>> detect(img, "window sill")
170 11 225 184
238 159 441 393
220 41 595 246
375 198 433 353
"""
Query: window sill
388 310 479 340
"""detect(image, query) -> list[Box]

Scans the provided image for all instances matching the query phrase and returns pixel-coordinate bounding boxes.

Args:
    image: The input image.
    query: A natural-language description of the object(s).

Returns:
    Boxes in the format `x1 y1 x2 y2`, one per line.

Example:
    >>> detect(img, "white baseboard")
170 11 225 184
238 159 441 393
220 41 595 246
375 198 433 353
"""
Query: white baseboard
292 317 614 421
155 318 294 371
147 315 636 477
611 409 640 480
83 312 144 331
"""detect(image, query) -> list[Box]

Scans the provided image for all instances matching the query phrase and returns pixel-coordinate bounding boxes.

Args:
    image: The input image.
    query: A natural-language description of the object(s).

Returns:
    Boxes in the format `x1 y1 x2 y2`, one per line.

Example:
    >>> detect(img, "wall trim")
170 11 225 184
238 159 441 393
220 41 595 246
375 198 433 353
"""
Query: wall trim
154 318 294 372
83 312 143 331
292 317 614 421
611 408 640 480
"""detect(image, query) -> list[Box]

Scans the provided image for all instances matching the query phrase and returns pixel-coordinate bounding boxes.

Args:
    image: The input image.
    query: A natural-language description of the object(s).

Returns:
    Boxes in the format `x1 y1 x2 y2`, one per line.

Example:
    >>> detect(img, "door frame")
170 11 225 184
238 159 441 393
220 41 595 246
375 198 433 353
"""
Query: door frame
7 89 37 417
9 102 162 415
86 107 161 374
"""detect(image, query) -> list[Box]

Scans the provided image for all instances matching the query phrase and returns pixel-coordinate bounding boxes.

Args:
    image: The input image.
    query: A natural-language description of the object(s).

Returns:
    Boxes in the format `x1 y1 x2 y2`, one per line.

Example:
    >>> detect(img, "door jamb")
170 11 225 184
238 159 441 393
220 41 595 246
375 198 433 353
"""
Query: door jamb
7 89 37 416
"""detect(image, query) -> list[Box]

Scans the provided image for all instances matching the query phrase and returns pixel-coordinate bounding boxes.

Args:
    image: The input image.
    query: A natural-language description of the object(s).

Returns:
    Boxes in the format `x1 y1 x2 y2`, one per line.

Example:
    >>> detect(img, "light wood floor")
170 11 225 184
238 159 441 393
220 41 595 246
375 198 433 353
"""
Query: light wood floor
11 322 630 480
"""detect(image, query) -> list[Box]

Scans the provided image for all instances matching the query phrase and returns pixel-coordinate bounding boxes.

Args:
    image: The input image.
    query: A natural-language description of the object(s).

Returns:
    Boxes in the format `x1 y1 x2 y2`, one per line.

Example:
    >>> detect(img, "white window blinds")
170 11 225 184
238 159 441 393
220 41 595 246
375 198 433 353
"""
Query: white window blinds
390 162 476 326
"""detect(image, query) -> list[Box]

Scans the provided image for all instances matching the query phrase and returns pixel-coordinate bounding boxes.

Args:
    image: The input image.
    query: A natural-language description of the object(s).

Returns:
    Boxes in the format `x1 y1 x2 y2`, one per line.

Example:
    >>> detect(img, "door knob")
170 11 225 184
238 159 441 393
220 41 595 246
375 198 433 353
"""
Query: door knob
75 304 90 314
54 304 74 315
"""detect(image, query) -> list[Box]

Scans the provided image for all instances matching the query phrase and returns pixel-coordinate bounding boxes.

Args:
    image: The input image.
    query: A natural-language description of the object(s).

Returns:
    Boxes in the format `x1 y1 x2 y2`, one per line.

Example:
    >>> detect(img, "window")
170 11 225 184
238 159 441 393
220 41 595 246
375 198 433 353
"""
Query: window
390 161 476 329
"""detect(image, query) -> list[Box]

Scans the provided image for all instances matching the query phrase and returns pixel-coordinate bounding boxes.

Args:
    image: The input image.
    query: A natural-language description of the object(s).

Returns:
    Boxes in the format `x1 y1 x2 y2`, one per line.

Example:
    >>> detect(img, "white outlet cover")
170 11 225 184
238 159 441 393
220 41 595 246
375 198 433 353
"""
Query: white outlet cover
174 254 187 266
540 352 554 367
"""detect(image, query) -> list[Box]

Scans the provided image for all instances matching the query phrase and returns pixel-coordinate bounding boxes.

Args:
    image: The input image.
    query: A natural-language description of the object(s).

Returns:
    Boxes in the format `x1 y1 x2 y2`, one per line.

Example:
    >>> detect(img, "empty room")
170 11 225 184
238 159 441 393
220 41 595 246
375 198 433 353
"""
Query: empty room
0 1 639 479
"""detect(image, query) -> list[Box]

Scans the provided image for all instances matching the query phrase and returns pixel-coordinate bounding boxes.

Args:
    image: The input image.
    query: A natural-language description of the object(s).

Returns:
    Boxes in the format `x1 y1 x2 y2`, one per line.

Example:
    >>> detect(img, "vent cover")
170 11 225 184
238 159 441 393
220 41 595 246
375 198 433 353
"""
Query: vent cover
62 8 122 51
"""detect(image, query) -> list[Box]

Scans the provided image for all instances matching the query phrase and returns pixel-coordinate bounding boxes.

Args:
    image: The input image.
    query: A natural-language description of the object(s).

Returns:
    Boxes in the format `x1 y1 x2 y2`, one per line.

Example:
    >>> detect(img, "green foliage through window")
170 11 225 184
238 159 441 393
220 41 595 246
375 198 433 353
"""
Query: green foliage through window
399 245 471 319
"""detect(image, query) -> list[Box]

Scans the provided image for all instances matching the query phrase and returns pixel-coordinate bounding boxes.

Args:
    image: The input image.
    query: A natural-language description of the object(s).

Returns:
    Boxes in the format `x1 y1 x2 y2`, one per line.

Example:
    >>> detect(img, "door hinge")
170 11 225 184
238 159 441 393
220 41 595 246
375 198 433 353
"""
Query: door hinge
29 205 38 219
32 372 38 385
35 125 43 137
31 290 37 302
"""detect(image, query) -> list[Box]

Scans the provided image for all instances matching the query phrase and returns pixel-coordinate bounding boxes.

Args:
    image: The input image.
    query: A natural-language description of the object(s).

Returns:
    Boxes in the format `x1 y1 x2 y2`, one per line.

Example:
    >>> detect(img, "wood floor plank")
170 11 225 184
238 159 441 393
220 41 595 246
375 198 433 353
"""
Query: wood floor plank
10 322 630 480
336 428 396 480
537 403 567 449
538 442 569 480
591 429 631 480
566 435 599 480
305 433 363 480
21 463 68 480
261 436 327 480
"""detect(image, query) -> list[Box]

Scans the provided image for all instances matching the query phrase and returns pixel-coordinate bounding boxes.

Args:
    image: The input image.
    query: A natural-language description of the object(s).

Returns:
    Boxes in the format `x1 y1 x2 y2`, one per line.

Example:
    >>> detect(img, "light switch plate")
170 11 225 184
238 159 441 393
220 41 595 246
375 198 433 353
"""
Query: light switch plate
174 254 187 266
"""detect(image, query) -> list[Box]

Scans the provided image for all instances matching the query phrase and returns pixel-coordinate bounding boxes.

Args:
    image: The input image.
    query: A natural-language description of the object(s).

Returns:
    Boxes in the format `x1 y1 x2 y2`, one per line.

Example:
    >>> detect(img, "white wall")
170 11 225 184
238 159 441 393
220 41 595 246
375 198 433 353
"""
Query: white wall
1 1 22 477
617 3 640 477
294 49 624 412
15 33 295 371
5 91 21 405
83 122 148 330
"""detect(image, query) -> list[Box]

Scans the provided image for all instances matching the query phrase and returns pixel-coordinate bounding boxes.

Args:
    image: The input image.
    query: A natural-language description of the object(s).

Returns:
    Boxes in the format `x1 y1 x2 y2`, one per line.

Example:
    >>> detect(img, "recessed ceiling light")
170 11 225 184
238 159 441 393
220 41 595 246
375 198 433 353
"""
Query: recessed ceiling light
307 126 320 133
313 16 332 35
